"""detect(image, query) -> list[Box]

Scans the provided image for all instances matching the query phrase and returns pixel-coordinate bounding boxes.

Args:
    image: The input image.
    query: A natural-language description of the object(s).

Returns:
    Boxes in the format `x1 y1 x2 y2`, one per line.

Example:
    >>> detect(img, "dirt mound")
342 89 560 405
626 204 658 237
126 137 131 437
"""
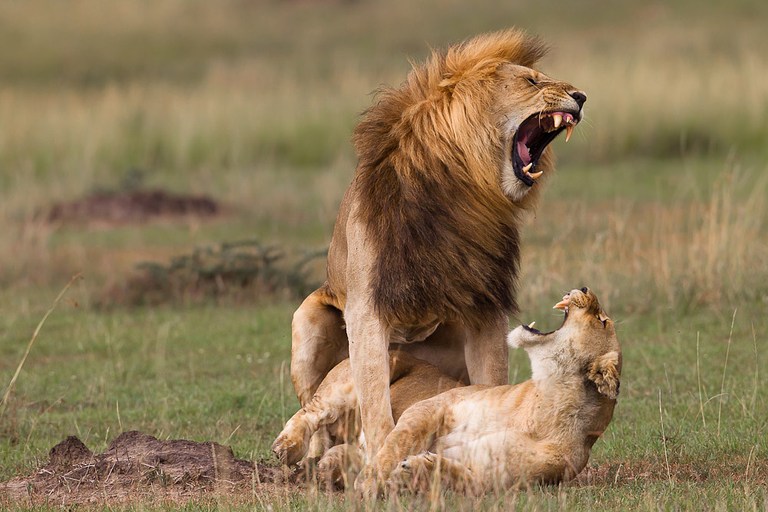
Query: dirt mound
47 189 220 225
2 431 287 506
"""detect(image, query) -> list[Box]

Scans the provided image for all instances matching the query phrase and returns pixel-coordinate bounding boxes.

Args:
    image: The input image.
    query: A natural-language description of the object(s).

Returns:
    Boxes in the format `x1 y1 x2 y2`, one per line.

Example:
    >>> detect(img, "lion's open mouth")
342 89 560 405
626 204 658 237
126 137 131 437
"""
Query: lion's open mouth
512 111 579 186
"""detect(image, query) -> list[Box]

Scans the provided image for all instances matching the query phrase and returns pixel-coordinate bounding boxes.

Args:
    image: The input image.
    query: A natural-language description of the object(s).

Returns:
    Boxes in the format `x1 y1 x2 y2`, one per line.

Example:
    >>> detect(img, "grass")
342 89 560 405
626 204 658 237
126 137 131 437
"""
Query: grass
1 0 768 509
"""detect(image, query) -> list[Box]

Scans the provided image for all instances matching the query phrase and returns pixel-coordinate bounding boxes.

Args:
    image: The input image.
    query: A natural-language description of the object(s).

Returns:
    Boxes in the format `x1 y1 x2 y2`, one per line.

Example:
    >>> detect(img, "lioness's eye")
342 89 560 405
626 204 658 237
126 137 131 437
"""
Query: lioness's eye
526 77 538 86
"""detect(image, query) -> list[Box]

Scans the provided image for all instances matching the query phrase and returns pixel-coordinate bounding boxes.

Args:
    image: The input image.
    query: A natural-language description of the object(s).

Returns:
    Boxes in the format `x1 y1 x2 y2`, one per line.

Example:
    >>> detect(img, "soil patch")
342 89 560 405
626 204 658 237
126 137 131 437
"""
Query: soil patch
1 431 291 506
4 433 763 506
46 189 220 225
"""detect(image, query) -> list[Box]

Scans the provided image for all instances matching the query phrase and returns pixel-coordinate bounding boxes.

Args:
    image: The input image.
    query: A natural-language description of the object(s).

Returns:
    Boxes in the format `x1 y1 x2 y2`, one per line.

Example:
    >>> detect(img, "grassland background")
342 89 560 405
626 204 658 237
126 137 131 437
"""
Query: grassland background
1 0 767 509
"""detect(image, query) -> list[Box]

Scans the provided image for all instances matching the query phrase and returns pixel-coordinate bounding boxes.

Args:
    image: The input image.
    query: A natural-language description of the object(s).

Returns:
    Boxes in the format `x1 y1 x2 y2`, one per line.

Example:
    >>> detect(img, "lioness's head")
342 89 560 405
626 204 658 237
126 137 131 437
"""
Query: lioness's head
510 287 621 399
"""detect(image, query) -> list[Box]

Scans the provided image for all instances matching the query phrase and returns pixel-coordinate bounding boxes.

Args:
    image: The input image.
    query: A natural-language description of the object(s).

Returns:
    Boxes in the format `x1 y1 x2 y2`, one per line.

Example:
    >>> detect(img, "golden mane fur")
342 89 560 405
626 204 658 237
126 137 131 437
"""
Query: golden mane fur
352 29 551 328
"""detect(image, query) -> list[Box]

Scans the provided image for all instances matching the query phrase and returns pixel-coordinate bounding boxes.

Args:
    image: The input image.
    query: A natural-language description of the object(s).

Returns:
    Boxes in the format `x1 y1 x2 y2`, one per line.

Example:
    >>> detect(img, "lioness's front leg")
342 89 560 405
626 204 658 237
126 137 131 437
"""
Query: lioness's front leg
390 453 480 495
359 387 477 493
465 314 509 385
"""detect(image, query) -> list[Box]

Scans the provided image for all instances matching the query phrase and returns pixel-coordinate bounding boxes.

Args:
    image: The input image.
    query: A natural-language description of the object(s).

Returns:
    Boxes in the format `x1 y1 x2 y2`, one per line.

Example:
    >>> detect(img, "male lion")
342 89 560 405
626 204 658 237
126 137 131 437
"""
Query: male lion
290 29 587 470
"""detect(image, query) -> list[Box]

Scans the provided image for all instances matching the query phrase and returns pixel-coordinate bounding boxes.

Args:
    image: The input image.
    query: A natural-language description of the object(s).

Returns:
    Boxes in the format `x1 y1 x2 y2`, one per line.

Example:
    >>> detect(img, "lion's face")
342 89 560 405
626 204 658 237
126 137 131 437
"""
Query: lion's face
494 64 586 201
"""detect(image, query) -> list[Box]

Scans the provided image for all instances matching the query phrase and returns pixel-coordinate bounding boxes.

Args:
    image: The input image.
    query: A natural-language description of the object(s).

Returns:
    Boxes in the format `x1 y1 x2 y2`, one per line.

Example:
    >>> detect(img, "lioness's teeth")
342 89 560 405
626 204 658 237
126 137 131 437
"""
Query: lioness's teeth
565 125 574 143
522 163 533 173
552 114 562 129
528 321 536 328
529 170 543 180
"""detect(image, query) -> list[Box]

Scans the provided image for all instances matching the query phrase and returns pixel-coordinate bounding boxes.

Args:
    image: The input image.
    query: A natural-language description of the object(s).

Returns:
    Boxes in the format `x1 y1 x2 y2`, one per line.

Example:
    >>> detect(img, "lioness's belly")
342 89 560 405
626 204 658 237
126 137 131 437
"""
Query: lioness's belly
433 388 540 476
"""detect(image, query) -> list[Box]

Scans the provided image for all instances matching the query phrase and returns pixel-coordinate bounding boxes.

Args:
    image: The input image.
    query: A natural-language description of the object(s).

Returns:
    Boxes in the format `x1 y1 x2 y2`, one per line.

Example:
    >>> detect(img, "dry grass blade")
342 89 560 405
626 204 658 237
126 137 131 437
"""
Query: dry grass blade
0 273 82 418
717 308 737 438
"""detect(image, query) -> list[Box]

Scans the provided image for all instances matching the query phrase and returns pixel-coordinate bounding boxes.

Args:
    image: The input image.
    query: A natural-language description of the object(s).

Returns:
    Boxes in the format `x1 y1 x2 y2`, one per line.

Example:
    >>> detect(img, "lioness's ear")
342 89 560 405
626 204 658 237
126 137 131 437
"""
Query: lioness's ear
588 351 621 399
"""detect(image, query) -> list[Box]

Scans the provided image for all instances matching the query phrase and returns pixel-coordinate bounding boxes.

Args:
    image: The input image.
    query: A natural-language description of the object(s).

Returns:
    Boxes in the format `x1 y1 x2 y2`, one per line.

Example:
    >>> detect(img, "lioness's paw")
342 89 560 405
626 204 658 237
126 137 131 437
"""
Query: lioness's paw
271 432 306 466
388 453 435 492
354 471 383 500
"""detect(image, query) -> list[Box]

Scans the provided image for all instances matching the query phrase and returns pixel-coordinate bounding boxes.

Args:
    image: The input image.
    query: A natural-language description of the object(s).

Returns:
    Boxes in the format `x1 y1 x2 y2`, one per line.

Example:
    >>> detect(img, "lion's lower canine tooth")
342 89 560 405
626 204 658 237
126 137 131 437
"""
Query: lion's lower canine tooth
528 321 536 328
522 163 533 172
529 170 543 180
565 125 574 142
553 114 562 129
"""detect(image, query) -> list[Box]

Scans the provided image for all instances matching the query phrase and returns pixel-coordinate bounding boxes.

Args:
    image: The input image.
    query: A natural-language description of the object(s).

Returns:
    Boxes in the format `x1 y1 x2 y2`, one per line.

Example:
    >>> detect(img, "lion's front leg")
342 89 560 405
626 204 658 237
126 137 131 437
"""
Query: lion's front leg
344 305 395 462
465 314 509 385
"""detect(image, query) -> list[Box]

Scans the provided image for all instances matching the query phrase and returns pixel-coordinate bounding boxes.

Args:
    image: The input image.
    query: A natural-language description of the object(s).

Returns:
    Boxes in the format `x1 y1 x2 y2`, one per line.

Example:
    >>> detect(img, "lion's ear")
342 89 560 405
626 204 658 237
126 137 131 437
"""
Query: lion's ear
587 351 621 399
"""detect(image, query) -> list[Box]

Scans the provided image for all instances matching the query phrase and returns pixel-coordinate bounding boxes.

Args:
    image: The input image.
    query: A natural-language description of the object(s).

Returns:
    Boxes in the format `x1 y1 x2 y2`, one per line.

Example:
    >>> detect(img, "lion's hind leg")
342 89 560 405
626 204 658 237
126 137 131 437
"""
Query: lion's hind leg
291 287 348 406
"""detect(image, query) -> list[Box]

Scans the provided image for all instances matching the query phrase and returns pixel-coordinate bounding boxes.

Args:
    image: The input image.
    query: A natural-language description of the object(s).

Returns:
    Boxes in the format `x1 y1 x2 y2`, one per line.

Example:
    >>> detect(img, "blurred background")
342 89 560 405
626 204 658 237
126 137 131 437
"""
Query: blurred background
1 0 767 504
1 0 766 302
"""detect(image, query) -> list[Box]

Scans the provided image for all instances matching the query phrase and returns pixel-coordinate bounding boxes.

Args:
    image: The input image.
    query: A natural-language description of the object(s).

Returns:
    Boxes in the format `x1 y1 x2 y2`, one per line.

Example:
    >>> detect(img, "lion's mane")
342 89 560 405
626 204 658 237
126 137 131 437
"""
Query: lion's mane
352 29 551 329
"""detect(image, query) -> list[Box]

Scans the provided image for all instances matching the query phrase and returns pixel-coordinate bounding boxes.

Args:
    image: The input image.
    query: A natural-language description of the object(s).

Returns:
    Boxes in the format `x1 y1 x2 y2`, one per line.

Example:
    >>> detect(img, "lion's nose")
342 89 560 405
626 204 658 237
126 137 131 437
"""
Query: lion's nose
570 91 587 108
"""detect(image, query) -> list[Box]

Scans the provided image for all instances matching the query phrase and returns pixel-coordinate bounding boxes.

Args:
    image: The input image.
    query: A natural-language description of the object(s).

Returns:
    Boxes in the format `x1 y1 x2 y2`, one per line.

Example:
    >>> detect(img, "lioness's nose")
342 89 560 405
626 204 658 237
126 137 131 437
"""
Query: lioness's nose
570 91 587 107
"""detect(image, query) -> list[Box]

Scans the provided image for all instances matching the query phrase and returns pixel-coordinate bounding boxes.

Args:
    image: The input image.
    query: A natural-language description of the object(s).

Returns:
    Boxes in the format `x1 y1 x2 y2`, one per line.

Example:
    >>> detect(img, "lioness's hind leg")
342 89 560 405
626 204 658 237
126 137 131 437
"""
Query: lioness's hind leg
273 360 358 465
291 287 348 405
317 443 364 489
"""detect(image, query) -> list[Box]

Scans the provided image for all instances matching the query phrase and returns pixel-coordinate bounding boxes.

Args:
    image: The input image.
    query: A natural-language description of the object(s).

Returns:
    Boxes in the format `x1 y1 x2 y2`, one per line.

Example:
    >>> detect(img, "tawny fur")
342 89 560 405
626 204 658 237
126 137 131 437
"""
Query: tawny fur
277 288 620 495
360 288 621 495
289 28 587 464
272 352 463 486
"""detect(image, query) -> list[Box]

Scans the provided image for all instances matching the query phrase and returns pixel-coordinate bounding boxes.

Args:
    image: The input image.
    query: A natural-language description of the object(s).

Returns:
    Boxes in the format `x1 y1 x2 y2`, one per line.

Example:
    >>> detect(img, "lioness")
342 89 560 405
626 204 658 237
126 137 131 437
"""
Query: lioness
367 287 621 494
290 29 587 468
277 288 620 494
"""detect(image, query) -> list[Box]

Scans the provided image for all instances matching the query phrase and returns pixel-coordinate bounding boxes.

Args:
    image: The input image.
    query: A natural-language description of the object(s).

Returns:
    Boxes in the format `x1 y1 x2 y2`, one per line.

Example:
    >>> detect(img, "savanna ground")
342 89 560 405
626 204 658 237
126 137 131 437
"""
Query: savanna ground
1 0 767 509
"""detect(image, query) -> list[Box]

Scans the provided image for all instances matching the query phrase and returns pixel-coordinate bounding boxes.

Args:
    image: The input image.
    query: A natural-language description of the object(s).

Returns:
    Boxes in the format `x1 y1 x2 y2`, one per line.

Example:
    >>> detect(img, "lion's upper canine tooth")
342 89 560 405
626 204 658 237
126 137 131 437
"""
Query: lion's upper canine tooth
565 125 574 143
552 114 562 129
522 163 533 173
529 170 543 180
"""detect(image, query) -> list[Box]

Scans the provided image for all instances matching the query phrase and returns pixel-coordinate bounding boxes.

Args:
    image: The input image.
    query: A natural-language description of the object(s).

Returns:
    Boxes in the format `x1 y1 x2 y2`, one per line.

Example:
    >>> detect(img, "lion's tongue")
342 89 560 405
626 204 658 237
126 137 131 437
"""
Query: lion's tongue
516 139 531 165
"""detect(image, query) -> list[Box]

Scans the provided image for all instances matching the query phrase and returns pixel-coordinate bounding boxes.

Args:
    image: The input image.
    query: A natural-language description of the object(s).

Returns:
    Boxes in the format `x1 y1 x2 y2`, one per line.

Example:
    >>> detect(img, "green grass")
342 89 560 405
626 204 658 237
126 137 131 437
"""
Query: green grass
1 0 768 509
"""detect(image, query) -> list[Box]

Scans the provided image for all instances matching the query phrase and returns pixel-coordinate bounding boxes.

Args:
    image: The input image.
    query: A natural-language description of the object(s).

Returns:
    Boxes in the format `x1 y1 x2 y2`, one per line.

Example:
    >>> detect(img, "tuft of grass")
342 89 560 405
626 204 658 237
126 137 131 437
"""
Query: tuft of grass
99 240 326 308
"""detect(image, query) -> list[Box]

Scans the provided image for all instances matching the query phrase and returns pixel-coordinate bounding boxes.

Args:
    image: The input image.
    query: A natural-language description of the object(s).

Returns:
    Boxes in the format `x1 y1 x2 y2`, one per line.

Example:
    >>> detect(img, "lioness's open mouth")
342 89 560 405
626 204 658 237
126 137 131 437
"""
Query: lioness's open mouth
512 111 579 186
